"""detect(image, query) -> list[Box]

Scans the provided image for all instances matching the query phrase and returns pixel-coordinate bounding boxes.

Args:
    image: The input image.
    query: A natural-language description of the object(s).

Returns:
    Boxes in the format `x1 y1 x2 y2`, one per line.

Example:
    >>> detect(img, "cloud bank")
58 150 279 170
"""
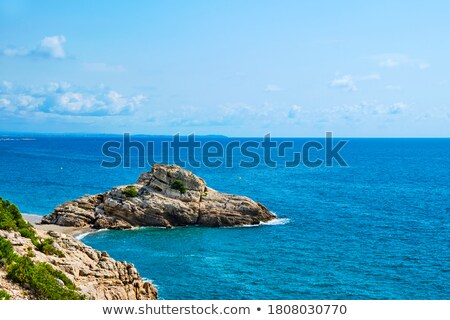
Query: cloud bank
264 84 283 92
1 35 67 59
331 73 380 92
0 81 145 116
373 54 430 69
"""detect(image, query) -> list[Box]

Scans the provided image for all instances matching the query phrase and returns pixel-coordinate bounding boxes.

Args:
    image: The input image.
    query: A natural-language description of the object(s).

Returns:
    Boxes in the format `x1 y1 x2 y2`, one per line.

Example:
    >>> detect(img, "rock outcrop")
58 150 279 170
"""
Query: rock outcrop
0 228 158 300
42 164 275 229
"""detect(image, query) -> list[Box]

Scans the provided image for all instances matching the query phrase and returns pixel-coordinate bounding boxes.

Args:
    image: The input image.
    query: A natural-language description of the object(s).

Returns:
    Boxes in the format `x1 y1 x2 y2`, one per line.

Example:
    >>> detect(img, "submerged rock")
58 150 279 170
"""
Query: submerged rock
42 164 275 229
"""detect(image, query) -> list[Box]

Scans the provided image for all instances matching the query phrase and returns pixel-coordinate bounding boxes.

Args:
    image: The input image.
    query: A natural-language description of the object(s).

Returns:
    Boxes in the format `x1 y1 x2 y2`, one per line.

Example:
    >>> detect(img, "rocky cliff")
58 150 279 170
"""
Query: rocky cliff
42 164 275 229
0 228 157 300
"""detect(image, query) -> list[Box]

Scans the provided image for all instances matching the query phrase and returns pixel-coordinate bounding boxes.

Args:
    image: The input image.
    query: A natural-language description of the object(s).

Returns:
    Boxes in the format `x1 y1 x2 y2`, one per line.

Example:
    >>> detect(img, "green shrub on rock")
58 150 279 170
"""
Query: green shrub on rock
123 186 138 197
7 256 83 300
0 237 16 265
35 238 64 258
0 289 10 300
0 197 84 300
0 199 36 241
171 180 187 194
0 197 64 258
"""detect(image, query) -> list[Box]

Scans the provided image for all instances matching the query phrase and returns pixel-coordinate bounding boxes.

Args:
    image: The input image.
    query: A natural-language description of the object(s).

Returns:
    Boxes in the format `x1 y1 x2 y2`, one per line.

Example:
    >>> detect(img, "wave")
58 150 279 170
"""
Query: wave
142 277 159 287
0 138 36 141
222 215 291 228
74 232 92 240
221 223 259 229
260 217 291 226
130 225 167 230
75 215 290 236
142 277 162 299
75 228 108 240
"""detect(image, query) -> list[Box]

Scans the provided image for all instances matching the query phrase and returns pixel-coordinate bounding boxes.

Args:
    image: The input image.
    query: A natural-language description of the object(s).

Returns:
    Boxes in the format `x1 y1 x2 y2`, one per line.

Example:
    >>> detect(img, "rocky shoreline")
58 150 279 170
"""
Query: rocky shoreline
22 214 95 237
42 164 275 229
0 221 158 300
1 165 274 300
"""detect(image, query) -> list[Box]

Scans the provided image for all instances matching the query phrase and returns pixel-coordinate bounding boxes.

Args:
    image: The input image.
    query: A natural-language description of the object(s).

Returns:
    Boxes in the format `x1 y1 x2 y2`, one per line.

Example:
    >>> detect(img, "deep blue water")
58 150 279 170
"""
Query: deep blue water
0 135 449 299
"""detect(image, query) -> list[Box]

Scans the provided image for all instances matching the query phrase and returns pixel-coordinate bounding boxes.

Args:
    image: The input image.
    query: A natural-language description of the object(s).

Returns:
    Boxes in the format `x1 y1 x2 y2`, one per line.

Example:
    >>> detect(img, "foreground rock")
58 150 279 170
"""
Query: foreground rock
42 164 275 229
0 229 157 300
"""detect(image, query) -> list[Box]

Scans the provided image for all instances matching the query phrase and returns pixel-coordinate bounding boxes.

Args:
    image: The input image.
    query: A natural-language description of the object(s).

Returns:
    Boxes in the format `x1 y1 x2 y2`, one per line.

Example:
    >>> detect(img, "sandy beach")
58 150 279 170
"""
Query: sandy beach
22 213 95 237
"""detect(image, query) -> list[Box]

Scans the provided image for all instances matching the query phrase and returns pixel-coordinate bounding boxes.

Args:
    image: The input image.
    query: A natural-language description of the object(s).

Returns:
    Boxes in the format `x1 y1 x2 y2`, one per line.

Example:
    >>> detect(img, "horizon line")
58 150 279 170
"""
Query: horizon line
0 131 449 139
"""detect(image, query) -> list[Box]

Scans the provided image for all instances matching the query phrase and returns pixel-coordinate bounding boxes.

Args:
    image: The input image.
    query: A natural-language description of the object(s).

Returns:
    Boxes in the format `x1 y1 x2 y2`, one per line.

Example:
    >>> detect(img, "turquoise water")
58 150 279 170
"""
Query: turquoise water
0 136 449 299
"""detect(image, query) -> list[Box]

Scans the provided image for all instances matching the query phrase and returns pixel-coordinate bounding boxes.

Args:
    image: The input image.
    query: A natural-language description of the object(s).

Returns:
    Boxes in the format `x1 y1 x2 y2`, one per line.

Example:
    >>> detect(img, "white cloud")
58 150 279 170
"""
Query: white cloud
0 98 14 112
38 35 66 58
359 73 381 80
374 54 430 69
379 57 400 68
329 102 409 120
162 102 277 127
379 102 409 115
331 75 357 91
207 103 267 126
1 47 28 57
1 35 68 59
385 85 401 91
264 84 283 92
0 81 146 116
330 73 381 92
82 62 126 73
1 80 14 91
288 105 302 119
46 81 72 93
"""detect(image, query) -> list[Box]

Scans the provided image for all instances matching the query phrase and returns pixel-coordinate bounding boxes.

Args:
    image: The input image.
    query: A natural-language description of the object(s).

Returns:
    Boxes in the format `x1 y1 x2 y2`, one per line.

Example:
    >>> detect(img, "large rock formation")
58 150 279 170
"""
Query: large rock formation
42 164 275 229
0 229 157 300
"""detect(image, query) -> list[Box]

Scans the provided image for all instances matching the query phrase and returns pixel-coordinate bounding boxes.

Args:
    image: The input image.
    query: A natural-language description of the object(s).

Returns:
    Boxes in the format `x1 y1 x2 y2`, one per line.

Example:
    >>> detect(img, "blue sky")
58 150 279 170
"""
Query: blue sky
0 0 449 137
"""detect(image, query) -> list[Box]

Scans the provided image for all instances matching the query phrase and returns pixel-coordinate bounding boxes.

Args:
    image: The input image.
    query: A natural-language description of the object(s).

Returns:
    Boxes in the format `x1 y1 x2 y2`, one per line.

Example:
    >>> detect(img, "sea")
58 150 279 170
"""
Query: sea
0 135 449 299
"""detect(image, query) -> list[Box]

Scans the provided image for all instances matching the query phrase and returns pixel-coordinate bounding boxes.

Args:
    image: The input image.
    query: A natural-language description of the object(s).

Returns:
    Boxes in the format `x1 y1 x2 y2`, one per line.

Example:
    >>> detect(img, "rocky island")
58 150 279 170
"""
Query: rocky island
42 164 275 229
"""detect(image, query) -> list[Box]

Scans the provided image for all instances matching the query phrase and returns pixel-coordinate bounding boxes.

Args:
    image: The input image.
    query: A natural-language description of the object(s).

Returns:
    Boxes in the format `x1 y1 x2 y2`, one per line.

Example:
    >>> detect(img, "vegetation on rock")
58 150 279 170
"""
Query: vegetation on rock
35 238 64 258
6 254 82 300
171 179 187 194
0 198 36 241
0 198 64 257
123 185 138 197
0 289 11 300
0 197 84 300
42 164 275 229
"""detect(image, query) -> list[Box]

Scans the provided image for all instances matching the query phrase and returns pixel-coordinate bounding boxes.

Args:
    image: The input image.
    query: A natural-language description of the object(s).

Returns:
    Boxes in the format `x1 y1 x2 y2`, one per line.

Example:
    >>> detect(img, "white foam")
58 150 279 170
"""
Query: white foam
221 223 259 228
142 278 160 289
75 228 108 240
75 216 289 237
74 232 92 240
240 224 261 228
130 225 167 230
260 217 291 226
222 216 290 228
0 138 36 141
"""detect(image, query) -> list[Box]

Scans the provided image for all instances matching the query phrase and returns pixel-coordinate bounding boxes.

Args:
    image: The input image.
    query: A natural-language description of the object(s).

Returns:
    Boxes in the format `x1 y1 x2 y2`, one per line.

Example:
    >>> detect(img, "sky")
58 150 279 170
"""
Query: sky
0 0 449 137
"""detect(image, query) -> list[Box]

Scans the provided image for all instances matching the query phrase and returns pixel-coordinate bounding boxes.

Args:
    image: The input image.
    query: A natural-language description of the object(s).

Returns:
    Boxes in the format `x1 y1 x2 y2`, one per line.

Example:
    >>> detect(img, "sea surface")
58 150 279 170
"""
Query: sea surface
0 135 449 299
